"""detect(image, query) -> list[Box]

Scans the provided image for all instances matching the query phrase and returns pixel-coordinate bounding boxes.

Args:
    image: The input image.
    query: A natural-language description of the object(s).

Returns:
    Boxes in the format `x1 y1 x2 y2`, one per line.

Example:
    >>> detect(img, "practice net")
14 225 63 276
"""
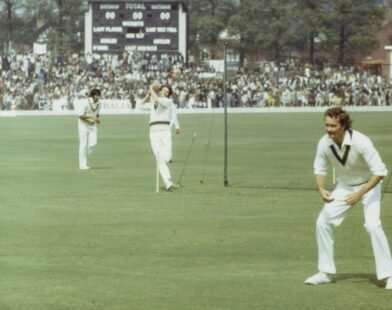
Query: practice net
225 108 392 194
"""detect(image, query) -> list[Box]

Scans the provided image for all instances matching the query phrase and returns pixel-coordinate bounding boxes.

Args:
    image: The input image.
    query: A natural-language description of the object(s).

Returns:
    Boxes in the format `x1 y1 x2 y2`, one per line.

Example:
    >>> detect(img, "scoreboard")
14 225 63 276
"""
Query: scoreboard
85 0 187 58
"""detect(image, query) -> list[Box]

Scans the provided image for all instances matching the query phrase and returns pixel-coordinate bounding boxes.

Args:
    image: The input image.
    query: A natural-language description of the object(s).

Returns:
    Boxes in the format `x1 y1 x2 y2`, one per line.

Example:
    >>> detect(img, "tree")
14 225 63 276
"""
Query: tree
322 0 385 65
228 0 299 62
0 0 85 55
295 0 331 64
188 0 237 58
17 0 58 46
54 0 86 56
0 0 387 66
0 0 22 52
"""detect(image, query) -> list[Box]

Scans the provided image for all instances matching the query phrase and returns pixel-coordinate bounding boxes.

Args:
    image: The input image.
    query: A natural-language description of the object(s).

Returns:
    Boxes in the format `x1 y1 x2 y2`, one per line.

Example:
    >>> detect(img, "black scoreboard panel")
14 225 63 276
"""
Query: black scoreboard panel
91 2 179 55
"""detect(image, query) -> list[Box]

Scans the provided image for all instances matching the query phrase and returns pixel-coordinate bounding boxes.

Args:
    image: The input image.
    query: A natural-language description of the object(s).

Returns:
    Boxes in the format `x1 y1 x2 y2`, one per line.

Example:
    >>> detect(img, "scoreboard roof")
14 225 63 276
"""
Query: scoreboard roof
88 0 188 10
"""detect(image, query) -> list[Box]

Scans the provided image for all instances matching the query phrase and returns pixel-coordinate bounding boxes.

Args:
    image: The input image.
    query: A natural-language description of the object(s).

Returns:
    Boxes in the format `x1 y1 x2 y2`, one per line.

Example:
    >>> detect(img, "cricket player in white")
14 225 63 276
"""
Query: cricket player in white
143 83 179 191
305 107 392 289
78 88 101 170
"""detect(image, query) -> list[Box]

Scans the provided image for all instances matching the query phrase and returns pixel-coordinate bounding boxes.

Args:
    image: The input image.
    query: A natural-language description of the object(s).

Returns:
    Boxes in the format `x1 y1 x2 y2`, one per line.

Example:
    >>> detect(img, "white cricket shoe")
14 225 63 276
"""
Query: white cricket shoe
385 277 392 290
167 183 181 191
80 166 90 170
304 272 332 285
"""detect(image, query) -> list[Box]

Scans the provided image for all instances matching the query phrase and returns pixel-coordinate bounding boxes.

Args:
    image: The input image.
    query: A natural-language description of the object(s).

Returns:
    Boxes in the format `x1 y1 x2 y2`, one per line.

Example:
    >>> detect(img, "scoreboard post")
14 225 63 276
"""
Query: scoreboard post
85 0 187 61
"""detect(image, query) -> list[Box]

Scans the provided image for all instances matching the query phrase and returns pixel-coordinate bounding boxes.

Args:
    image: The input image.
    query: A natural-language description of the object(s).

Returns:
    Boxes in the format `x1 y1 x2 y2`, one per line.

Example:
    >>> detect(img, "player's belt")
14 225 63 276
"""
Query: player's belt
149 121 170 126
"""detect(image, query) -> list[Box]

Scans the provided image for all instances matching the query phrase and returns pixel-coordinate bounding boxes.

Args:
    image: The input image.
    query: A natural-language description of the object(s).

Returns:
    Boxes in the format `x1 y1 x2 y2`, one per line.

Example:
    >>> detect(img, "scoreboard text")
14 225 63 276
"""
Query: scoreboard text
91 2 180 55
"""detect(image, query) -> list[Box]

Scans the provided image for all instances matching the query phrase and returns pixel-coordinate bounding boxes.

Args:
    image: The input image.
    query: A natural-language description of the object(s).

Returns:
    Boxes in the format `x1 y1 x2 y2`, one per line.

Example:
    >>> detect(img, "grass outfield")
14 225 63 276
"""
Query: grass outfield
0 112 391 310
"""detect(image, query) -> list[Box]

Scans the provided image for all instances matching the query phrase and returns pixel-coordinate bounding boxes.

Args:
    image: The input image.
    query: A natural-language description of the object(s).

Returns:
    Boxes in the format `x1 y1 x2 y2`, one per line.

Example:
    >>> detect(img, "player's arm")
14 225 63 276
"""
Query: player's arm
141 92 150 104
170 117 180 134
150 84 171 108
172 104 180 134
79 114 99 124
315 174 334 203
345 139 387 205
345 175 383 206
174 121 180 134
314 140 333 203
149 84 158 103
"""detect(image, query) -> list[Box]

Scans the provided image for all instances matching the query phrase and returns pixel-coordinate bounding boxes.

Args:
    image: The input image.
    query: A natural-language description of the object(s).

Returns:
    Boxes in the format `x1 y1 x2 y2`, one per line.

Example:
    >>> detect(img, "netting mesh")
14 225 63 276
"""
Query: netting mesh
226 111 392 193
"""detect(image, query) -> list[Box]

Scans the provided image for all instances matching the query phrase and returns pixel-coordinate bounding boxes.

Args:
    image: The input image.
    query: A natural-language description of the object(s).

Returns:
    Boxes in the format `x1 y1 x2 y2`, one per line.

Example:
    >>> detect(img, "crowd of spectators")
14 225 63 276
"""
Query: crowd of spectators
1 51 392 111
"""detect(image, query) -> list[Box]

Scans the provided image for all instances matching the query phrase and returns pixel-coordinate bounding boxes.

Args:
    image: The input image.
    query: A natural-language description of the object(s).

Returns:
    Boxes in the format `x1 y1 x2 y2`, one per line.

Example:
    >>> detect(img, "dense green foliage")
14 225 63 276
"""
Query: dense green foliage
0 0 86 55
0 0 388 64
227 0 385 64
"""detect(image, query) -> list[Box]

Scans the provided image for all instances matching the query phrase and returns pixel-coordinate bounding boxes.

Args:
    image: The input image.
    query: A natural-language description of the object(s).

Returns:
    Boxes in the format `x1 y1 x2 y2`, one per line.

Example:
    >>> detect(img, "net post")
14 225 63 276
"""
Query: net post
223 41 229 187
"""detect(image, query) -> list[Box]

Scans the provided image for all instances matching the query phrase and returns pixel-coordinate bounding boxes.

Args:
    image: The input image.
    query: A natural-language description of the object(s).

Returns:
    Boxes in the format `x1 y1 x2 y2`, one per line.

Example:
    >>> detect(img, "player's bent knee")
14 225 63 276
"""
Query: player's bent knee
316 215 330 229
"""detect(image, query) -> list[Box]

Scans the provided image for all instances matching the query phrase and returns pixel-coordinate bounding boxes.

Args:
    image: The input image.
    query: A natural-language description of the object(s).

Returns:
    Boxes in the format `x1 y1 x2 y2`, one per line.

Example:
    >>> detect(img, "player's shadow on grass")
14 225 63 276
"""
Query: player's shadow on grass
334 273 384 288
90 167 113 170
228 181 315 191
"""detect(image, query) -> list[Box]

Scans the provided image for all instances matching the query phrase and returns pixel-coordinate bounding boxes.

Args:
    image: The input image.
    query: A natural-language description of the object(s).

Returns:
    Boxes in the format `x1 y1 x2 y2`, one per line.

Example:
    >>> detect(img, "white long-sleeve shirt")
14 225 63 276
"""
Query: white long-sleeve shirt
314 129 387 186
149 96 173 131
78 97 100 126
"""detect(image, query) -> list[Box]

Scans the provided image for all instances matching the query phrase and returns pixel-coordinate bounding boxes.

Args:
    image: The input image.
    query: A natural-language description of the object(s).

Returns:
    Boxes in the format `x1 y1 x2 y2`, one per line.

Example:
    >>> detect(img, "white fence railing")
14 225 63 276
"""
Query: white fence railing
1 103 392 117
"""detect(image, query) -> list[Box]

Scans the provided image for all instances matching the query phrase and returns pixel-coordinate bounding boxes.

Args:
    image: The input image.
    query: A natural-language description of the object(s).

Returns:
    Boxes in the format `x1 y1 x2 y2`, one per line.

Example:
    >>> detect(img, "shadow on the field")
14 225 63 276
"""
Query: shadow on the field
334 273 384 288
90 167 113 170
228 181 316 191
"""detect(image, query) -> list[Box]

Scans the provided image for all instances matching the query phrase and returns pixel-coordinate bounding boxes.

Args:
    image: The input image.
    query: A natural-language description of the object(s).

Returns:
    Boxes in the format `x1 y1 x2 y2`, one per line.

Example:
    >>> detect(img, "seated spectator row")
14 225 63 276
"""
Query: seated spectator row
1 51 391 111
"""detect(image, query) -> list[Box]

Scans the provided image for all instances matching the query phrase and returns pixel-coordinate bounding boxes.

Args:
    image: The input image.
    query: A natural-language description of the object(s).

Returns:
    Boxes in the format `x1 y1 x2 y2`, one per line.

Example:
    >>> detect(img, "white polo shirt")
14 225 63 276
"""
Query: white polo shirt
314 129 388 186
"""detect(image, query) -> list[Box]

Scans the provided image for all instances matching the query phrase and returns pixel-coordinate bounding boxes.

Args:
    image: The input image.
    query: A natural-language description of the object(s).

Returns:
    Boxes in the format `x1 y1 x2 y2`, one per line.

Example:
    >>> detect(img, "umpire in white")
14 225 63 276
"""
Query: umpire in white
305 107 392 289
78 88 101 170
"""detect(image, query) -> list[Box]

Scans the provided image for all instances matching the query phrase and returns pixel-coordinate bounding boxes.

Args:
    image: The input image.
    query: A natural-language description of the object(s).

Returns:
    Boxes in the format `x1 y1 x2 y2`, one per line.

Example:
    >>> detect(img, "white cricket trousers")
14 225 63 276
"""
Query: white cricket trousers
149 127 172 189
316 182 392 280
78 121 97 169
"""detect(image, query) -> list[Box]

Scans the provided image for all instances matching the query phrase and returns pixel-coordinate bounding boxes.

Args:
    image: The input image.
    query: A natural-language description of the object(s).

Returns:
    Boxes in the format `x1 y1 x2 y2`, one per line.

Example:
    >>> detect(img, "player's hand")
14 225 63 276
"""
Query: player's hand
176 129 180 135
345 192 362 206
319 188 334 203
95 118 100 124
